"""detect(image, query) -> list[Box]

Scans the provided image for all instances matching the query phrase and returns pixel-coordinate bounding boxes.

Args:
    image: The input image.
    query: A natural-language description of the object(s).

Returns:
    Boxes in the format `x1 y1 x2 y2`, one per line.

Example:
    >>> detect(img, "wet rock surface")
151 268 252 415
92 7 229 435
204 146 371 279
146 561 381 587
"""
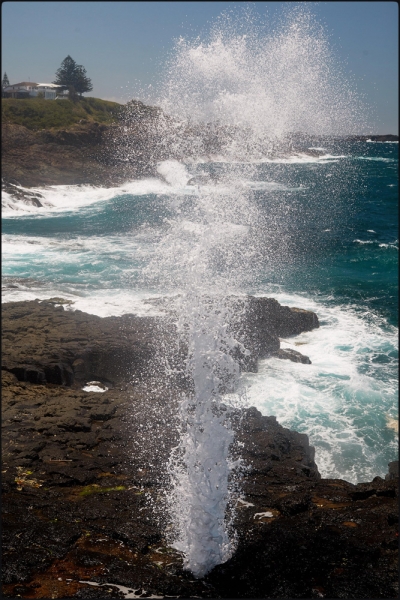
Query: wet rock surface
1 122 158 190
2 297 315 389
2 301 398 598
1 300 183 388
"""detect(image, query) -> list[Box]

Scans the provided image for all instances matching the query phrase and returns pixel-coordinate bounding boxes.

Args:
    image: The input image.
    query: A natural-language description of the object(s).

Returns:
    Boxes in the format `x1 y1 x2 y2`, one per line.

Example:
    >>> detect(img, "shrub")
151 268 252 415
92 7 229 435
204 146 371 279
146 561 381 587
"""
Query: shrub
1 96 122 130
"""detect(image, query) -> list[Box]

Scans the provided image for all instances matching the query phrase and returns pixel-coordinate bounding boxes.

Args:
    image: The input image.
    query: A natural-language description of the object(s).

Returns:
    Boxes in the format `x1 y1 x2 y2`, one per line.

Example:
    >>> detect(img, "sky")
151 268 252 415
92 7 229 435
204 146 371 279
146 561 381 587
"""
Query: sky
2 1 398 134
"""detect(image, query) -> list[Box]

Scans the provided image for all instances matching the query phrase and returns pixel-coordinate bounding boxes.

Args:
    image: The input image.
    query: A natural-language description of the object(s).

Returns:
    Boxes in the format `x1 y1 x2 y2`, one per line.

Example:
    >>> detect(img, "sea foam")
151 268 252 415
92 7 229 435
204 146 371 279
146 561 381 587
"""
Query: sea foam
232 292 398 484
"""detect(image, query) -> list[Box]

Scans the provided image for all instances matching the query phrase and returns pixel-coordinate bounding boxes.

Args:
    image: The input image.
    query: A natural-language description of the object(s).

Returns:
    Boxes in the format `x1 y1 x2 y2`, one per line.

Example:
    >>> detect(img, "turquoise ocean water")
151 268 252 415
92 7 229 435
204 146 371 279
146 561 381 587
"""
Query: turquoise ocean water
2 140 398 483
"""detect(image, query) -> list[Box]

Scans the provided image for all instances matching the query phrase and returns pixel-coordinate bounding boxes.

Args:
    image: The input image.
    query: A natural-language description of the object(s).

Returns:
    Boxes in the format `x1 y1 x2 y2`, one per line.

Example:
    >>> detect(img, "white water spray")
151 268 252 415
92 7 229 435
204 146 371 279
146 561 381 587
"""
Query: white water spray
142 5 365 578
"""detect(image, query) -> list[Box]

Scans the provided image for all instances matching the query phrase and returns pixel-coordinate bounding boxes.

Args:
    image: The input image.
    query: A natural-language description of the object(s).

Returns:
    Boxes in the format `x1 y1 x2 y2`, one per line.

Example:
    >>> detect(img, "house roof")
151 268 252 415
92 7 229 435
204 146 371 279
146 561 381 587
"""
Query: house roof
37 83 62 88
8 82 38 87
3 82 65 93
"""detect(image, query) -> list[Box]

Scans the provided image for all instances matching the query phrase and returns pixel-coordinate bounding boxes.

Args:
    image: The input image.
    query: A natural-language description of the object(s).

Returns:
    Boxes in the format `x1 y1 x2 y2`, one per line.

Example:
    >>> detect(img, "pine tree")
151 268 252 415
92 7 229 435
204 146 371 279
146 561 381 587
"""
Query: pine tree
74 65 93 96
54 56 77 89
53 56 93 97
2 72 10 97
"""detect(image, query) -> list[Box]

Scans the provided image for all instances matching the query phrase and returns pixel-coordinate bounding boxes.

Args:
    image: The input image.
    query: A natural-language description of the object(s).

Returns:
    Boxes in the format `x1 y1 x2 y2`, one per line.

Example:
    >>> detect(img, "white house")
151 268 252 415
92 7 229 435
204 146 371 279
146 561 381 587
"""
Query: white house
3 82 68 100
3 82 38 98
32 83 68 100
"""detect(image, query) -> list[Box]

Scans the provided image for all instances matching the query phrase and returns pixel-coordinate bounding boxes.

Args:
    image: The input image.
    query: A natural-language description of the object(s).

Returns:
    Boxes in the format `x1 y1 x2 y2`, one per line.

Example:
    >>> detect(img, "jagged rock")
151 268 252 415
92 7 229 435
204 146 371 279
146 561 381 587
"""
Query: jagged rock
244 296 319 339
231 406 321 483
1 301 397 598
2 120 161 188
2 178 44 206
273 348 312 364
1 301 168 387
2 365 398 598
2 297 319 389
228 296 317 370
144 294 319 373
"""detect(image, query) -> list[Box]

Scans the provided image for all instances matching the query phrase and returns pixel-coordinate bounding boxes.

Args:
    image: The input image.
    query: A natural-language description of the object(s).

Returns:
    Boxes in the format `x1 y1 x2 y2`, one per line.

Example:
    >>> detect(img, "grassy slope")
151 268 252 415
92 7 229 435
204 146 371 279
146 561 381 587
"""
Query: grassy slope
1 96 123 130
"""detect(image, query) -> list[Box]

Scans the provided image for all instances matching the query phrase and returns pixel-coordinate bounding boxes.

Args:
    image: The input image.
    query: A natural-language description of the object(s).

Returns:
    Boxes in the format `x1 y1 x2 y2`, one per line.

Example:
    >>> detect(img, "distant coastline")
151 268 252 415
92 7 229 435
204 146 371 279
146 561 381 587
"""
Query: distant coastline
344 134 399 142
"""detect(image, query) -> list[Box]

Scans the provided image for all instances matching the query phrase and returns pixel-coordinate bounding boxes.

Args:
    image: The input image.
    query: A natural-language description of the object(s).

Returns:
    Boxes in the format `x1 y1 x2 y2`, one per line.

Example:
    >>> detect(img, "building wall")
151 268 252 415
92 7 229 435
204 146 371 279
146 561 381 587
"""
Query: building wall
3 84 65 100
30 89 57 100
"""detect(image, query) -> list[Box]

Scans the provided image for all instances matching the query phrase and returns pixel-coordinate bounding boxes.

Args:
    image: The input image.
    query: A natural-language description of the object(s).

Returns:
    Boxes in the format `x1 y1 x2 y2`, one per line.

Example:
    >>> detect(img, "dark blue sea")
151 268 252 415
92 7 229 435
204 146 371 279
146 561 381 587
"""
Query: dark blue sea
2 140 398 483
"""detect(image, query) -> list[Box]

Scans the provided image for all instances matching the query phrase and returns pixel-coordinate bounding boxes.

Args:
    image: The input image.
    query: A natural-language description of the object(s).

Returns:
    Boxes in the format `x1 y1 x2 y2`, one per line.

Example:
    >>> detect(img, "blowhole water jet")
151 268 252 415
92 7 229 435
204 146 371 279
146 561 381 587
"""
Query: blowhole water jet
137 5 366 578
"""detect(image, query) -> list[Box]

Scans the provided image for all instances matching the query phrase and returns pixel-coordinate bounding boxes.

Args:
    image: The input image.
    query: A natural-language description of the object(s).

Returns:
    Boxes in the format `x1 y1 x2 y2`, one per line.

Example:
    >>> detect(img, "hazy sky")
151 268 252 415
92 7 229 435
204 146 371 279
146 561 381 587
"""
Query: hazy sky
2 1 398 133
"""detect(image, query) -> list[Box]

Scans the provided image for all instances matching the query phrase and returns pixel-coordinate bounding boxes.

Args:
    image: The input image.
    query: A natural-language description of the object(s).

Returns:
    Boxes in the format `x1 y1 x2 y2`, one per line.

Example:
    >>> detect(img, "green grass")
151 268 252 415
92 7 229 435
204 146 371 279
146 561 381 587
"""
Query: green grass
1 96 124 130
79 484 126 497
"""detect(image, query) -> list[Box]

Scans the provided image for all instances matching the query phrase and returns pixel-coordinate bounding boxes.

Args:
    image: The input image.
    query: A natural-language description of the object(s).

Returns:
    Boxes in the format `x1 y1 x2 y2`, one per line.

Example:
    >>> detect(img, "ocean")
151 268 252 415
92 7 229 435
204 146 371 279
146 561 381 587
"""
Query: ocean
2 140 398 487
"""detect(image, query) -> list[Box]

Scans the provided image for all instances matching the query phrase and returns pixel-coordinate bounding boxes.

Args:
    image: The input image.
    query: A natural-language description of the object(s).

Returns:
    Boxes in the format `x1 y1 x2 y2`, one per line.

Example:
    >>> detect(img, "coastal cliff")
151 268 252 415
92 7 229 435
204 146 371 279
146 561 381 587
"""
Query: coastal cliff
3 97 397 195
2 300 398 599
1 97 163 190
1 121 153 189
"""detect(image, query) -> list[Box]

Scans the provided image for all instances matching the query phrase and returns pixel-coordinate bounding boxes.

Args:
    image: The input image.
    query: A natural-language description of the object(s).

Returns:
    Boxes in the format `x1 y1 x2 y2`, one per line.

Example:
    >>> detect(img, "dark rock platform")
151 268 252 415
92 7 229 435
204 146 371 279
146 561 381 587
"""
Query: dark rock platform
2 300 398 599
1 296 315 388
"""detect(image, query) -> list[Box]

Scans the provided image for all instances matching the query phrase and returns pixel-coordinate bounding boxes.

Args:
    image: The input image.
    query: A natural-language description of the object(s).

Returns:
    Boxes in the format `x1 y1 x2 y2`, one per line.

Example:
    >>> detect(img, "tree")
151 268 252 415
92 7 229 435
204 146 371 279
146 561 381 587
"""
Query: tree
53 56 93 98
74 65 93 96
2 72 10 98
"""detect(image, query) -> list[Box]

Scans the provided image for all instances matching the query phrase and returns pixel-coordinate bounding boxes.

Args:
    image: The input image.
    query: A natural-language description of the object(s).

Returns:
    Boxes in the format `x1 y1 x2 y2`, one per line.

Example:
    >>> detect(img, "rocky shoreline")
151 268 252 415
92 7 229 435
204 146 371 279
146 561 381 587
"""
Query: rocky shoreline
4 117 397 203
1 122 144 191
2 299 398 598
